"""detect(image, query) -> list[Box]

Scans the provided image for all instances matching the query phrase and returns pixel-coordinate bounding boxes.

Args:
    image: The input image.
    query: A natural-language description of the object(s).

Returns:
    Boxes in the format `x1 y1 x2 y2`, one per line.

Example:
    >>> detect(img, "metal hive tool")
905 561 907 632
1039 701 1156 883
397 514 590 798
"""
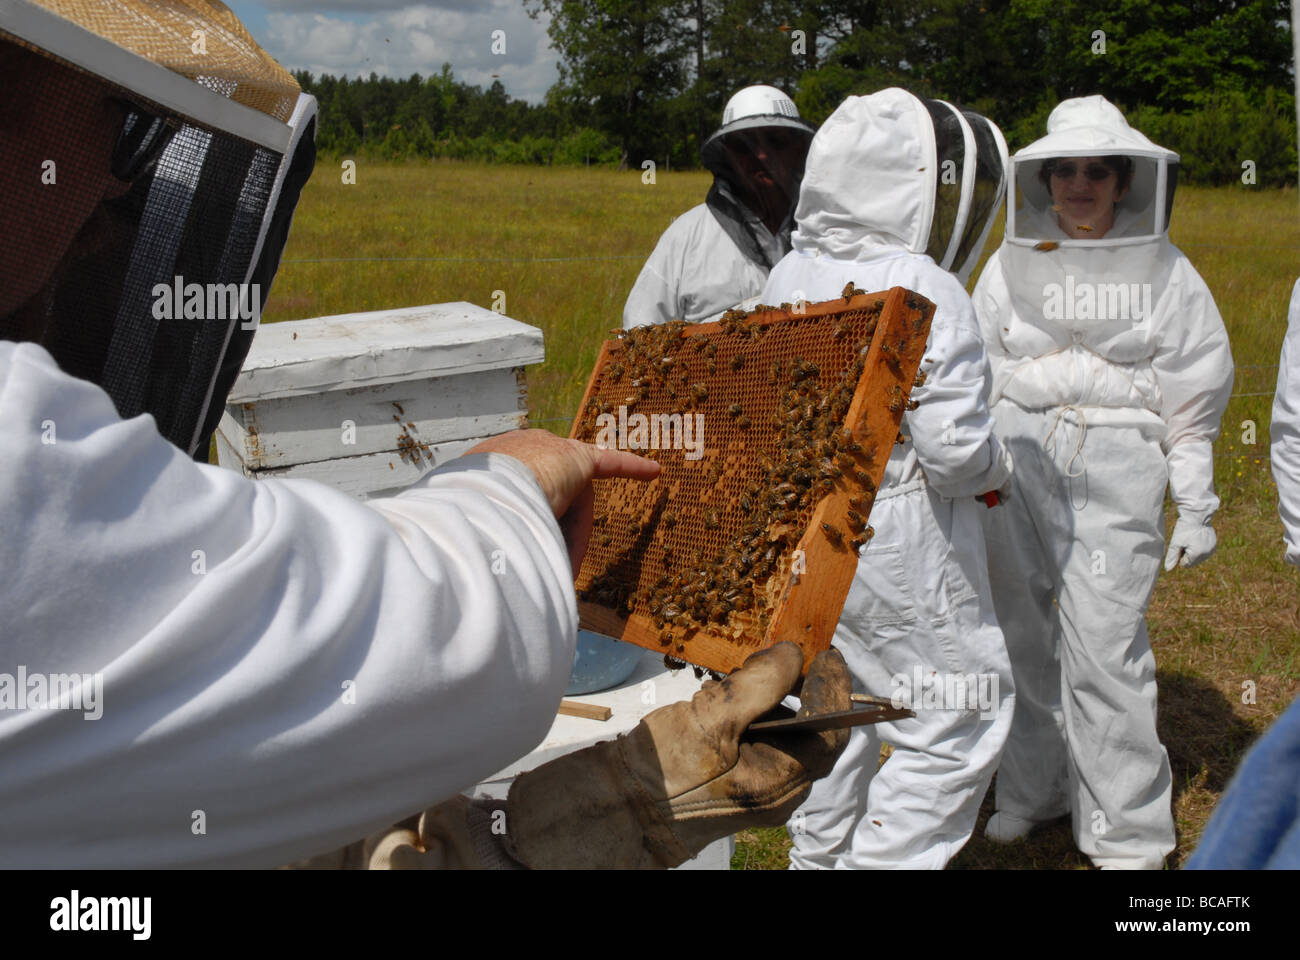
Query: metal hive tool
570 286 935 677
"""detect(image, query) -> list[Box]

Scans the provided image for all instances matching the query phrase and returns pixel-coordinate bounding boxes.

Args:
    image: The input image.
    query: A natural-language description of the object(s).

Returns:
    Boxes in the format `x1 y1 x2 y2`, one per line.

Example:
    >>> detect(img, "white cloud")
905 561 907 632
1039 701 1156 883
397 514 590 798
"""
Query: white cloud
257 1 559 103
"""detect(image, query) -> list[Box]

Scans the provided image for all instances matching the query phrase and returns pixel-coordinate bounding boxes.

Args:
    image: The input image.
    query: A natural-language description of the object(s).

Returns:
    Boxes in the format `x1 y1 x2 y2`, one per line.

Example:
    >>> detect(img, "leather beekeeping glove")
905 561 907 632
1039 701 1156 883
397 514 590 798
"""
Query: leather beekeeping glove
1164 515 1217 570
503 641 851 869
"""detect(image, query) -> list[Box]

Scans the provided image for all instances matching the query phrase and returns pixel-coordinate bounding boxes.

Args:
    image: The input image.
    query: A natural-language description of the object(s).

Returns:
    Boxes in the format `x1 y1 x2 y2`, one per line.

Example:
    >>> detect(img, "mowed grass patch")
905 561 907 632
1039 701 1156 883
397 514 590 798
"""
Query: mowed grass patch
266 165 1299 868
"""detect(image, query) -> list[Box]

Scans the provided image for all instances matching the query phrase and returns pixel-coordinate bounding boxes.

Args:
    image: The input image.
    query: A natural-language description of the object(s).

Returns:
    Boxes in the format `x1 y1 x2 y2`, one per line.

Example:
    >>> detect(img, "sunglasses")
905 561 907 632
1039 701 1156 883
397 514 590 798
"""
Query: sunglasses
109 98 177 182
1048 162 1114 182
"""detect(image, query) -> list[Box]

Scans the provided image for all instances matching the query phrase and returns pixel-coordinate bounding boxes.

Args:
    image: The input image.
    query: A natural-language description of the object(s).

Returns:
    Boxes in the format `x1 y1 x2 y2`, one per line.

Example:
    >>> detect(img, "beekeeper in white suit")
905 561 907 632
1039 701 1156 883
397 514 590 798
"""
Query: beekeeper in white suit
0 0 850 869
971 96 1233 868
760 88 1017 869
1271 278 1300 568
623 84 814 329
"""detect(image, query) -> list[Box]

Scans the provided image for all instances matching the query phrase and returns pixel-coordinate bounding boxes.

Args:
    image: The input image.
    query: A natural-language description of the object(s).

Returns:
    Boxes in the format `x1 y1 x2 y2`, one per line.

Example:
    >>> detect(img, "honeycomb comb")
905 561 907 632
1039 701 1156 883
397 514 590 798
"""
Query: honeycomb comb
569 286 934 675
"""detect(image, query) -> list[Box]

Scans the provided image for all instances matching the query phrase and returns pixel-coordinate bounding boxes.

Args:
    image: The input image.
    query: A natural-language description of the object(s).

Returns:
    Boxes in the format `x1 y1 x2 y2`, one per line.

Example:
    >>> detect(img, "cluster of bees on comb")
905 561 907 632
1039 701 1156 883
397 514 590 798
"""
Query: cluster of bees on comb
574 283 921 675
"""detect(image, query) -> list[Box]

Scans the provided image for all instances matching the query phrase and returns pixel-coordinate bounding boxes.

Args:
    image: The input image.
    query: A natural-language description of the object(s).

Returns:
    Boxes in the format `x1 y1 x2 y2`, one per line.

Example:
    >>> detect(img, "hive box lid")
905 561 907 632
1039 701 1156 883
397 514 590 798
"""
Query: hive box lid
228 302 545 402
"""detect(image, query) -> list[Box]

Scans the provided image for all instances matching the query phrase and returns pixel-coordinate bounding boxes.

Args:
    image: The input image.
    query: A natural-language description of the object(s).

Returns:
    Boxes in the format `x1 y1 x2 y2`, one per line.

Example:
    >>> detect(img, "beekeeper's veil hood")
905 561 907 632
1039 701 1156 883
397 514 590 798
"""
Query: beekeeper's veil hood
792 88 1008 283
699 84 815 269
994 96 1182 345
0 0 316 458
1007 95 1179 246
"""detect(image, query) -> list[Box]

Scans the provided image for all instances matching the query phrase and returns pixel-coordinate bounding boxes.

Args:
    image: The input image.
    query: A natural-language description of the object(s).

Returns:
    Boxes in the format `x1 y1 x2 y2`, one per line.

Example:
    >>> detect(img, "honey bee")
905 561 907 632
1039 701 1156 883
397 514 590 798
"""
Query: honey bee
705 510 720 529
728 403 742 417
821 521 844 545
768 362 780 384
736 415 751 428
848 496 868 512
846 510 866 533
1034 240 1060 252
690 383 708 401
662 512 677 527
730 354 745 371
707 358 717 373
392 401 405 415
1077 223 1093 232
832 323 850 340
906 398 919 410
849 537 867 552
913 370 928 388
841 281 856 301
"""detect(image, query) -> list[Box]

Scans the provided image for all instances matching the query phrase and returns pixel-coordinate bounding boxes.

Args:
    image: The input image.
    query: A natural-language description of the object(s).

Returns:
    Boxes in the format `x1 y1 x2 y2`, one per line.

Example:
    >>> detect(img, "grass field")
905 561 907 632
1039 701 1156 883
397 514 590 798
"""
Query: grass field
264 160 1300 869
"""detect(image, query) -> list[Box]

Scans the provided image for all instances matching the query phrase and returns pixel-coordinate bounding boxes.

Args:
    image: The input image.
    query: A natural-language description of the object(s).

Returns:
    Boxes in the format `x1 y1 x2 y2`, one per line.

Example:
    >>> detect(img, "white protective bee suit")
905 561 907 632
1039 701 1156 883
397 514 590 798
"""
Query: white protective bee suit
971 96 1234 868
623 85 814 329
0 341 582 868
1271 278 1300 567
761 89 1017 869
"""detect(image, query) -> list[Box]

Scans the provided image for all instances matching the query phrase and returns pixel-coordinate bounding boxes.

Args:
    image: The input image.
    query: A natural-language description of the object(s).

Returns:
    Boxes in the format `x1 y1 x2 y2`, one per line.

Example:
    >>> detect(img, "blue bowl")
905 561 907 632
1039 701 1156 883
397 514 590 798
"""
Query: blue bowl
566 630 646 695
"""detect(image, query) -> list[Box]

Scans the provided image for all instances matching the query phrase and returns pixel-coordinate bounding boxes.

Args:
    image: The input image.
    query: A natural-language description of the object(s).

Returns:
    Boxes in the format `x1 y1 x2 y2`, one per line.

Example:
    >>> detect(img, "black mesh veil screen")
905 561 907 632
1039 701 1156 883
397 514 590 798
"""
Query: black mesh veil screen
1 30 284 455
950 111 1004 276
922 98 965 267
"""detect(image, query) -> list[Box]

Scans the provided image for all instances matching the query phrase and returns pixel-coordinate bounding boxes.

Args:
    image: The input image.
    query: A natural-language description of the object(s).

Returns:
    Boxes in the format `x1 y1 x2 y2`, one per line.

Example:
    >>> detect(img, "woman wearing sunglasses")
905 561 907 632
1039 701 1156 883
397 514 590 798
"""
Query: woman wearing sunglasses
970 96 1233 868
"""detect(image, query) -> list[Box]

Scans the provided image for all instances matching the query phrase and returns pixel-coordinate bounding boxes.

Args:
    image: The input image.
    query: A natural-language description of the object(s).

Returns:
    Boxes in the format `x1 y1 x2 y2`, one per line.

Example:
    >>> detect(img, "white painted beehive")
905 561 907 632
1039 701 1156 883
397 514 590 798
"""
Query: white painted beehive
216 302 544 499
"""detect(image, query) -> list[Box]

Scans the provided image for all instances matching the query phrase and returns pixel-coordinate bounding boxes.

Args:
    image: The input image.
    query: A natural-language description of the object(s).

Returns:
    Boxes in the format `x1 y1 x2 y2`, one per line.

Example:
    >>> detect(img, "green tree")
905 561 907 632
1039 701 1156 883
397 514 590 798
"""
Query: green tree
525 0 692 166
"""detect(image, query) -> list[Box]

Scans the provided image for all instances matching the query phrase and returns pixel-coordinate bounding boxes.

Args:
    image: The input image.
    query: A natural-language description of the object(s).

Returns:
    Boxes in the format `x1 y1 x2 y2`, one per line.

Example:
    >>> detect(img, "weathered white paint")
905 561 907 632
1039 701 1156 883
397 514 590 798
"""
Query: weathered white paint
220 366 528 469
227 437 480 500
216 303 541 500
228 302 544 402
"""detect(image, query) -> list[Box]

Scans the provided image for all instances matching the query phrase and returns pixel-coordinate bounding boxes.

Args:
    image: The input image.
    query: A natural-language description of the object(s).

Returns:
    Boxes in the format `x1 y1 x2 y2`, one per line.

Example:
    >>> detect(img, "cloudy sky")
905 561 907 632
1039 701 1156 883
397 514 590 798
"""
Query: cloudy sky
225 1 562 103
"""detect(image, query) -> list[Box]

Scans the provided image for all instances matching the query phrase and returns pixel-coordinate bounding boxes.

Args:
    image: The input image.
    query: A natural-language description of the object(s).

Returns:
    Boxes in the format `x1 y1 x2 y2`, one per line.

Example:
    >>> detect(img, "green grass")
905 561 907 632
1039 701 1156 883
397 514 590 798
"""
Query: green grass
264 160 1300 869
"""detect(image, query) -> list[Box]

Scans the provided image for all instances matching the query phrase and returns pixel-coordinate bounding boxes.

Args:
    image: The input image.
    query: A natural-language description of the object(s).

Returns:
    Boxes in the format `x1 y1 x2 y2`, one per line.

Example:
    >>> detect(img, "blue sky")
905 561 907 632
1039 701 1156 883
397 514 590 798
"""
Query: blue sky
224 1 561 103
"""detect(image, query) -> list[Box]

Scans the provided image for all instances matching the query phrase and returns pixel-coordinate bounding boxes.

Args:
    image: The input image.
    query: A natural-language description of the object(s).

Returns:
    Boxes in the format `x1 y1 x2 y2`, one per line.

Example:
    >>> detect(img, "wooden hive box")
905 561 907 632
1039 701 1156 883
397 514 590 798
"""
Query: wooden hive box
216 303 543 499
570 286 934 676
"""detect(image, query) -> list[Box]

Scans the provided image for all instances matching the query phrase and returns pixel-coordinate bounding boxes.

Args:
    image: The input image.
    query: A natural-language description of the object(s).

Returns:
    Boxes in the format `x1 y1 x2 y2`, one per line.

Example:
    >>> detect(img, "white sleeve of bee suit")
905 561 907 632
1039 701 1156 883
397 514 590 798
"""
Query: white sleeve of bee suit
902 264 1013 499
1150 254 1235 523
0 341 577 869
623 217 687 330
1271 278 1300 567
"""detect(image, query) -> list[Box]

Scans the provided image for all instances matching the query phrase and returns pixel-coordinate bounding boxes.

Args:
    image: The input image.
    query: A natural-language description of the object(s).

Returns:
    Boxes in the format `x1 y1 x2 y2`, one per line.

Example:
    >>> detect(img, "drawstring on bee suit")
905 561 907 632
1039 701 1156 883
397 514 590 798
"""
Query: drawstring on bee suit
1045 405 1089 510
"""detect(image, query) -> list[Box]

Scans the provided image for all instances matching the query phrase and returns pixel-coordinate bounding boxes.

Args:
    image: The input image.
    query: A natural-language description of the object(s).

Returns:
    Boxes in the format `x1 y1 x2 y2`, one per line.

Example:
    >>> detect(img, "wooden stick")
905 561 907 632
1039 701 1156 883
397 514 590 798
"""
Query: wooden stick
558 699 612 721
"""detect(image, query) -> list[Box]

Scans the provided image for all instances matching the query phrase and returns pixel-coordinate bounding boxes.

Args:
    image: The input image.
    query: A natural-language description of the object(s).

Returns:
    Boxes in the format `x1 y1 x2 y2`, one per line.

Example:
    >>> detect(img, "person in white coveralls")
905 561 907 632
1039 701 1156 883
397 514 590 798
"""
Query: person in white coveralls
971 96 1234 868
1271 278 1300 570
759 88 1017 869
0 0 850 870
623 84 815 329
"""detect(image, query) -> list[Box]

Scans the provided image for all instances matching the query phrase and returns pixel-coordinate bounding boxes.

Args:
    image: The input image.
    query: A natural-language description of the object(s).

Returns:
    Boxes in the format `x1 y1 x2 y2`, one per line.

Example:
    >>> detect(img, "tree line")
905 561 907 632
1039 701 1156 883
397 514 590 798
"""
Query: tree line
296 0 1298 187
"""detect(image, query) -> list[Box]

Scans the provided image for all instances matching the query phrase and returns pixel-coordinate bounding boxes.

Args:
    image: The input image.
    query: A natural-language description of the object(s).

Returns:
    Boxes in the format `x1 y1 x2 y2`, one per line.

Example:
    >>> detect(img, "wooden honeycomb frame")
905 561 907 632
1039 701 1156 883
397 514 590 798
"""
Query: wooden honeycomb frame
570 286 934 675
